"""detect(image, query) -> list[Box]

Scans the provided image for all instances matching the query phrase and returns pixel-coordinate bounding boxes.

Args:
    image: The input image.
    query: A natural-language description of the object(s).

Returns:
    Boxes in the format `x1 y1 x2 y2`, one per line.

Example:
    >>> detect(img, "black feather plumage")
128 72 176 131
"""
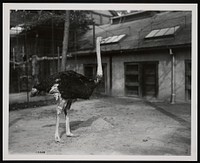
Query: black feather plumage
32 70 99 99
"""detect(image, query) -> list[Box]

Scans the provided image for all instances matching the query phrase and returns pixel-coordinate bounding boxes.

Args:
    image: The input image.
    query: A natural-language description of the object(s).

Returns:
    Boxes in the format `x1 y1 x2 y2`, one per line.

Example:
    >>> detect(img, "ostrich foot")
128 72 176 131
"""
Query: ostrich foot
66 132 74 137
66 132 79 137
55 135 61 142
55 138 64 143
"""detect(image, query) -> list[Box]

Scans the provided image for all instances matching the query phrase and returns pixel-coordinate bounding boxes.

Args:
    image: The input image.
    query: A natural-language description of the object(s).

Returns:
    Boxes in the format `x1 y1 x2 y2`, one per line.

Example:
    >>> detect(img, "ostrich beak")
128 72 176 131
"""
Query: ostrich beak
30 88 39 97
49 84 59 94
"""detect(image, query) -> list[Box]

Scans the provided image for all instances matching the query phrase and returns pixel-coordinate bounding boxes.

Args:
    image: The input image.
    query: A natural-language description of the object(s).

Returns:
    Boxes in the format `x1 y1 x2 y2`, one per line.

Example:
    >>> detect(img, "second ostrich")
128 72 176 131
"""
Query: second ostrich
30 37 103 142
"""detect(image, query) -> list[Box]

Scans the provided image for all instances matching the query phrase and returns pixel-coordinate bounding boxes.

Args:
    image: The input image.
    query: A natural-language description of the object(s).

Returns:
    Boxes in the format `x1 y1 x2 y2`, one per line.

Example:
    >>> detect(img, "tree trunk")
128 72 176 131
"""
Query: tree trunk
61 10 70 71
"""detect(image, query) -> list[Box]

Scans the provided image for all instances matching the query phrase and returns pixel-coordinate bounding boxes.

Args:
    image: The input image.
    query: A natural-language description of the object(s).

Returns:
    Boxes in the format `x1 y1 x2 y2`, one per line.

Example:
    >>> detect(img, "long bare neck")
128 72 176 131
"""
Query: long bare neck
95 37 103 83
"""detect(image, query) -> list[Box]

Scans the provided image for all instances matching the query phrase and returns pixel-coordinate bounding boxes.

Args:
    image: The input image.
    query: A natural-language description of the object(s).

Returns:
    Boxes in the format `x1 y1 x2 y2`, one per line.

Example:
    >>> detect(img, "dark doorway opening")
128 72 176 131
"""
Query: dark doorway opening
84 64 107 95
185 60 191 101
125 61 158 98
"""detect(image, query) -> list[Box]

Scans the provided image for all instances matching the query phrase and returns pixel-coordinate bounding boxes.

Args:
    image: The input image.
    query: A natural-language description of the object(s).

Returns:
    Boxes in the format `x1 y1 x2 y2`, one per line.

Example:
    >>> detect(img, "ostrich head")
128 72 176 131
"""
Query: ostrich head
95 37 103 84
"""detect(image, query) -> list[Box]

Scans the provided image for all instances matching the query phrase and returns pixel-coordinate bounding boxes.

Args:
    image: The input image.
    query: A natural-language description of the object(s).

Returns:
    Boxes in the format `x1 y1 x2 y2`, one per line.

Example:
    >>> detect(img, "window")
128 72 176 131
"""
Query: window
101 34 126 45
185 60 191 101
145 26 180 39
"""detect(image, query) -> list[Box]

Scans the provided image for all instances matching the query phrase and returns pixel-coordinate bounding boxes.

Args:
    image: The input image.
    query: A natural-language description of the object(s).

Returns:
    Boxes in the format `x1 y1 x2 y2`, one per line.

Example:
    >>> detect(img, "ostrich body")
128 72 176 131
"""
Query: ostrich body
30 37 103 142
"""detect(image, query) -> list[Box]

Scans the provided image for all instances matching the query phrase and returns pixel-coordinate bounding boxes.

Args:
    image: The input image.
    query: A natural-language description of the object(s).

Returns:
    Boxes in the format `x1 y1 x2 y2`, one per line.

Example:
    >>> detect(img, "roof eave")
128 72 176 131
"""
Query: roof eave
70 43 191 57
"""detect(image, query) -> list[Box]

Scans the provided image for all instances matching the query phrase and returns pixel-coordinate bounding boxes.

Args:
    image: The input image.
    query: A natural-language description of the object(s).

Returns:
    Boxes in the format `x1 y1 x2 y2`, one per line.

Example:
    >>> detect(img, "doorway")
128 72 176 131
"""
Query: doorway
84 64 107 94
185 60 191 101
125 61 158 97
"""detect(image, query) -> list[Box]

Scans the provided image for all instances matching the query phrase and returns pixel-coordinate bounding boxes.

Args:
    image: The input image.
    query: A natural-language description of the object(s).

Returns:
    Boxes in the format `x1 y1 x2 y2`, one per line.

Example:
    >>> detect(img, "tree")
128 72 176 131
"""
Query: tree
10 10 93 71
61 10 93 71
61 11 70 71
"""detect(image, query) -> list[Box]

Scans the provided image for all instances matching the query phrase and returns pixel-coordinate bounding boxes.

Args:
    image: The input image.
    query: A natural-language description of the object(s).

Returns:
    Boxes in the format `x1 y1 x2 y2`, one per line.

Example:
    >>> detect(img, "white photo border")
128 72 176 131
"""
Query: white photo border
3 3 198 161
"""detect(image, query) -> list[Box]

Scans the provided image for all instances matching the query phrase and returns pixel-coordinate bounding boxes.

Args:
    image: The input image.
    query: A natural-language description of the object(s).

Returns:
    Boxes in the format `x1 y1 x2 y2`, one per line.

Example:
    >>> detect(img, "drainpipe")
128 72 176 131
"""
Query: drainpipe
109 54 112 96
93 21 95 49
170 48 175 104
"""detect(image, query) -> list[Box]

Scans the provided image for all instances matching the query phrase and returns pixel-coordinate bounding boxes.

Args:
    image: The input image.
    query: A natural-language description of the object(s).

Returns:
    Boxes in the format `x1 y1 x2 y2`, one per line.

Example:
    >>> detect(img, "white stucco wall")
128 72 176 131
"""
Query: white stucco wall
111 47 191 102
66 55 111 95
66 47 191 102
174 48 191 102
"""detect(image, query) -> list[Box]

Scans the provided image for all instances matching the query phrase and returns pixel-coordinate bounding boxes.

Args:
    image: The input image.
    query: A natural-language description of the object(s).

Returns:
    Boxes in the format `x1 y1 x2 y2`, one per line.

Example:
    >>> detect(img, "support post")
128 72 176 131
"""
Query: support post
170 48 175 104
52 16 55 74
93 21 95 49
25 31 29 105
109 54 112 96
13 48 15 69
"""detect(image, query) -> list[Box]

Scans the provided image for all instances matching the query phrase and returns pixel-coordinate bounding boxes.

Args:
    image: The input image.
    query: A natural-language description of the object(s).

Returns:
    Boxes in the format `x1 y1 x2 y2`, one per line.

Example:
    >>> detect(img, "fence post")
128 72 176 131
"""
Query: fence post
25 31 29 105
57 46 60 72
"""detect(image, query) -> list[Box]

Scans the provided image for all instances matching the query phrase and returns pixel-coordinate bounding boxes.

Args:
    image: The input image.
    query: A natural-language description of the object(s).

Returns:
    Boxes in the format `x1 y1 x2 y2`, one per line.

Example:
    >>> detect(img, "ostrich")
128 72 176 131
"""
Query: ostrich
30 37 103 142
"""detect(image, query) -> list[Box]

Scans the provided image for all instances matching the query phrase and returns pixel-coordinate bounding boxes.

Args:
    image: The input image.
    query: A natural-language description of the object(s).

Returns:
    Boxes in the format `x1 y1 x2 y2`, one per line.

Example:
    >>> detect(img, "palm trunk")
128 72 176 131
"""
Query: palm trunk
61 10 70 71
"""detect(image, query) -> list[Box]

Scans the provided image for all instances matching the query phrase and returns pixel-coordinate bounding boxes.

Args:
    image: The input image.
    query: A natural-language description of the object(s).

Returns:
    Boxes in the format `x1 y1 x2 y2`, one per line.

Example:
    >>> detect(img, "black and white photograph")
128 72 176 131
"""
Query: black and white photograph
3 3 197 161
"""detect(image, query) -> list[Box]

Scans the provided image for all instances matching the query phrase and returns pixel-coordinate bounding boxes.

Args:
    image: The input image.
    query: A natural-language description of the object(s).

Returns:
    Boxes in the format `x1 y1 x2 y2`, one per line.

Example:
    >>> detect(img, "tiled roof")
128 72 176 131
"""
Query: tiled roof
77 11 191 54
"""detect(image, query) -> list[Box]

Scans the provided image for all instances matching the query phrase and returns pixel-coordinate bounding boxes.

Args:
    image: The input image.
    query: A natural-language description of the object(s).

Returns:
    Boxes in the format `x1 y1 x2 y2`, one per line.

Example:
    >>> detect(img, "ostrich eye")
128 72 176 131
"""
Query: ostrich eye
55 79 61 83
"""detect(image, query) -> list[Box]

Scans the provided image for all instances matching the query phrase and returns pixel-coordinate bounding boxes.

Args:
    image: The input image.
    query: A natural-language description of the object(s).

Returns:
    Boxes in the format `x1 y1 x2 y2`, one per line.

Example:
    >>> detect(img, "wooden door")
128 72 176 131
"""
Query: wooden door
142 63 158 97
185 60 191 101
125 63 142 96
125 62 158 97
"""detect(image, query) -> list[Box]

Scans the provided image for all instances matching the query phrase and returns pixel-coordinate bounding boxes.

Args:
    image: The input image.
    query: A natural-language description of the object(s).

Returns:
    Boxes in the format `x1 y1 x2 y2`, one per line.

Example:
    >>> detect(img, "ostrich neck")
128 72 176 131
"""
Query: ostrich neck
96 37 103 81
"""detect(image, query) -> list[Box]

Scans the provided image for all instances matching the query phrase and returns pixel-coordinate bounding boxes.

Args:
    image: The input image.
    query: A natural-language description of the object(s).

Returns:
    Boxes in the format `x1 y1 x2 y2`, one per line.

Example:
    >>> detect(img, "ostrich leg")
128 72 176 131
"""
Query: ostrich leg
55 105 62 142
64 100 74 137
55 98 66 142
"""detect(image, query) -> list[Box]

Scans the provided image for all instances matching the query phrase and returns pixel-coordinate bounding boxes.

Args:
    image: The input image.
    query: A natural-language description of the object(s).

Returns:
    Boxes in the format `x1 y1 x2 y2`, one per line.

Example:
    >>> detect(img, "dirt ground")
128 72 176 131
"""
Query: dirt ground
8 97 191 156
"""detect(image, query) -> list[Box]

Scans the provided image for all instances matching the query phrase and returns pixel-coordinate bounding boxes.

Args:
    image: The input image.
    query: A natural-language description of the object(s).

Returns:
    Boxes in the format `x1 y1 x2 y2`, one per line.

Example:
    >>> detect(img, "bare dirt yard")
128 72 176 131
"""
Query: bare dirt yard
8 96 191 156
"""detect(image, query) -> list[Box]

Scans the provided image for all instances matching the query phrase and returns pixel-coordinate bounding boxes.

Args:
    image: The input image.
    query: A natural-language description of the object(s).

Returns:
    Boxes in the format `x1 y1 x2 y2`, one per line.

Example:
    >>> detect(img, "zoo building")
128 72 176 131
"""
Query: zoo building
10 11 191 103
